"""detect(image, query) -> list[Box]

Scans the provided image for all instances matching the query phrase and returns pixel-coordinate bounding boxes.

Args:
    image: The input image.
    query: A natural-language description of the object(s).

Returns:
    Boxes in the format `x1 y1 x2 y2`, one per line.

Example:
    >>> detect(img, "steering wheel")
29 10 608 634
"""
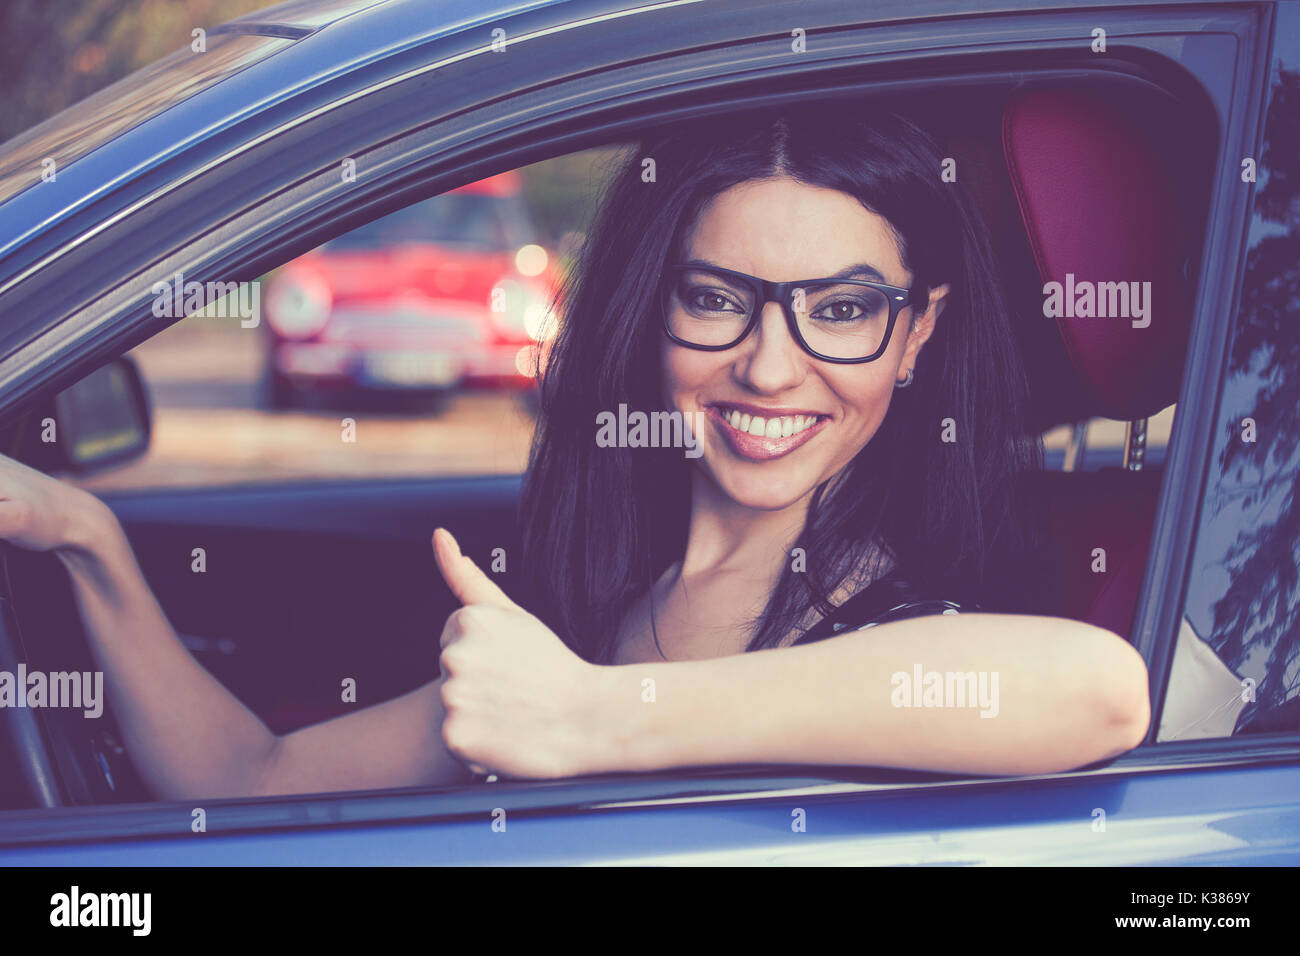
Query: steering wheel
0 541 139 807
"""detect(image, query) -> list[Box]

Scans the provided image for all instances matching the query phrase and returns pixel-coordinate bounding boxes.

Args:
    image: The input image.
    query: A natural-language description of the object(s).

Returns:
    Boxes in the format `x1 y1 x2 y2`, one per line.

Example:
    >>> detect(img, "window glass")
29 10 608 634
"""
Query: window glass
65 148 625 492
1159 5 1300 740
324 193 526 252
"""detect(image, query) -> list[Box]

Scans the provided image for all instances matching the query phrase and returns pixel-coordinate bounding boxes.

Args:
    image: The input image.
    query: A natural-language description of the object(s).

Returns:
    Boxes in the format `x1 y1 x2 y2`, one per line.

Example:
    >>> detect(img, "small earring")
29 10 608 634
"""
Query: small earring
895 367 914 389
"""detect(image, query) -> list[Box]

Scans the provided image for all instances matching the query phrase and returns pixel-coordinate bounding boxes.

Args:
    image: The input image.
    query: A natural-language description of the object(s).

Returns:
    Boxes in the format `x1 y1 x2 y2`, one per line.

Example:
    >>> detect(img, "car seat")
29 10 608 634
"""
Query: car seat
997 86 1197 639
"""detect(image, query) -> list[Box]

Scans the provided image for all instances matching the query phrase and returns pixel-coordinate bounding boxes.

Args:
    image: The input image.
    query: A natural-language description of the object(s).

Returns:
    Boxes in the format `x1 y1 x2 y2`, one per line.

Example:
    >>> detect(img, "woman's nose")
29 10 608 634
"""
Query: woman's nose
733 301 806 392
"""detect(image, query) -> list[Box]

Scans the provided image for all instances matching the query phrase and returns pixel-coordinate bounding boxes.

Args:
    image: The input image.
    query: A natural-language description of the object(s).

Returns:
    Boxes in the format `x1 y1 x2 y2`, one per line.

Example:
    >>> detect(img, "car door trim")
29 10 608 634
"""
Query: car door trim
2 736 1299 848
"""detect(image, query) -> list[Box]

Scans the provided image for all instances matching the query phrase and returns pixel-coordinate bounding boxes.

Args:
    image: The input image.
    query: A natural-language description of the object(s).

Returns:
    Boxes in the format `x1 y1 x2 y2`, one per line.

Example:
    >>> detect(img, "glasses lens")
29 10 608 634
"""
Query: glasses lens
792 281 894 360
664 268 754 347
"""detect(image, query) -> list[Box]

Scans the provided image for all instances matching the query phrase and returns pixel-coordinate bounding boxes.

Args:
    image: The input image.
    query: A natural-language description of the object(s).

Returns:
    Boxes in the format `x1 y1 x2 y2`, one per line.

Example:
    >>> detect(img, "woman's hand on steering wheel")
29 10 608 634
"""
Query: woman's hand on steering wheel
0 451 116 556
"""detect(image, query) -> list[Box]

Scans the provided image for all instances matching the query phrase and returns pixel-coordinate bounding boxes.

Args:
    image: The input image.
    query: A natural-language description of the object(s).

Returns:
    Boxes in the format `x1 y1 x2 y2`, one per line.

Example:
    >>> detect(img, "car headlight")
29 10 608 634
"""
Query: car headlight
514 244 548 277
488 279 553 341
266 270 332 339
522 300 553 341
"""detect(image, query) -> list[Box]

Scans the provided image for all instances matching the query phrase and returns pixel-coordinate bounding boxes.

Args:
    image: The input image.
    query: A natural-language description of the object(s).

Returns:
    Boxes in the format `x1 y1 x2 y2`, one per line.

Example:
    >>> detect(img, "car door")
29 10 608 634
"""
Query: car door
0 0 1297 868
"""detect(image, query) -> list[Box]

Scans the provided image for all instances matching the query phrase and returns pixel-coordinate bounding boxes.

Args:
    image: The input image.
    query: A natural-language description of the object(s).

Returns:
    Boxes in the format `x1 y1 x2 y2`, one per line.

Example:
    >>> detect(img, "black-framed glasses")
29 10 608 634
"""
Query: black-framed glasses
660 262 912 363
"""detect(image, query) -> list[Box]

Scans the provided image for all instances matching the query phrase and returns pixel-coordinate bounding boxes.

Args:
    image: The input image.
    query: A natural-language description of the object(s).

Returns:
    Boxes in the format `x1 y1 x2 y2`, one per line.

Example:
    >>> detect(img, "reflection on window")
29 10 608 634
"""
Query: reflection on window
1163 12 1300 738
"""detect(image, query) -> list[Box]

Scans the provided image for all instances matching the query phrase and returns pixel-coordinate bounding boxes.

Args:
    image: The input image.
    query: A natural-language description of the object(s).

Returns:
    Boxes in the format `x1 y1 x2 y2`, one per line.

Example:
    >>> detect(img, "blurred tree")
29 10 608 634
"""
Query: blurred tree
519 146 629 245
0 0 268 144
0 0 626 249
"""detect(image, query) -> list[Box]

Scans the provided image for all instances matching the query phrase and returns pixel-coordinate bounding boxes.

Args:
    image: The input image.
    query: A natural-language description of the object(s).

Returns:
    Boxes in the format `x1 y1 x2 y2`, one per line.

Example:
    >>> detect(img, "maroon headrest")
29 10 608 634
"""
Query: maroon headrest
1002 88 1192 421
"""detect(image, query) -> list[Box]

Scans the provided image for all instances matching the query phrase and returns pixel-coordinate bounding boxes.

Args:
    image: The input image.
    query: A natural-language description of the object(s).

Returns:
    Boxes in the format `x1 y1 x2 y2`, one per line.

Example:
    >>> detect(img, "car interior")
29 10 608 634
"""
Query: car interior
0 70 1215 810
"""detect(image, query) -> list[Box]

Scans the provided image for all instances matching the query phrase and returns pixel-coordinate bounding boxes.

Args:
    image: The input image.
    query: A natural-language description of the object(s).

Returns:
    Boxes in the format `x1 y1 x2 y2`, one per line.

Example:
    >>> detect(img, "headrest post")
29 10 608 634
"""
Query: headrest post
1124 418 1148 471
1062 421 1088 472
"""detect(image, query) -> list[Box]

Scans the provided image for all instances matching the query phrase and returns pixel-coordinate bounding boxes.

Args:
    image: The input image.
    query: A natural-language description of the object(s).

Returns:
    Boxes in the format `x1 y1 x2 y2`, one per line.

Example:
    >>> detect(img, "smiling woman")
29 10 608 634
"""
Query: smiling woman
521 106 1043 662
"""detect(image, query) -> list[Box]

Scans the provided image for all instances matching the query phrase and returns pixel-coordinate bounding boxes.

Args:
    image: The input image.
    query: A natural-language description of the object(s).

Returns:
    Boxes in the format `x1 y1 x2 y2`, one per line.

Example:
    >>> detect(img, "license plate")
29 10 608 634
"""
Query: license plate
363 352 457 387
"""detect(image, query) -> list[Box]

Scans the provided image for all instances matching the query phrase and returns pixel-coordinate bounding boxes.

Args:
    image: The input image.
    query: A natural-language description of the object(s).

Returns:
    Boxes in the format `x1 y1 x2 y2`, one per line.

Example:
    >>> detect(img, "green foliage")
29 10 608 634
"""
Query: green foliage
0 0 268 145
0 1 626 249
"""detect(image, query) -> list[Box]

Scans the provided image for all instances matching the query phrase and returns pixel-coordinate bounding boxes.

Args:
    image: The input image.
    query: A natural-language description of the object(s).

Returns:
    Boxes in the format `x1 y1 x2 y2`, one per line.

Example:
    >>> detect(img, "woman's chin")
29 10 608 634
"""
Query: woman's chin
709 469 820 512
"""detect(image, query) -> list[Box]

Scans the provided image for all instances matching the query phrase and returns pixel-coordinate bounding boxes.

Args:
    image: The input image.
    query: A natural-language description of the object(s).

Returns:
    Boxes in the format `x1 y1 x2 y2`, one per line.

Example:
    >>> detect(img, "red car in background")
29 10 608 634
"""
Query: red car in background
260 171 559 410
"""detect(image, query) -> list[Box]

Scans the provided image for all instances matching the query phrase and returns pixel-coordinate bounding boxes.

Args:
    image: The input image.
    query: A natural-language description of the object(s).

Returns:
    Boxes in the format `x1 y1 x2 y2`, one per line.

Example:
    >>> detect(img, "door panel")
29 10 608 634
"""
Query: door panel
95 476 521 732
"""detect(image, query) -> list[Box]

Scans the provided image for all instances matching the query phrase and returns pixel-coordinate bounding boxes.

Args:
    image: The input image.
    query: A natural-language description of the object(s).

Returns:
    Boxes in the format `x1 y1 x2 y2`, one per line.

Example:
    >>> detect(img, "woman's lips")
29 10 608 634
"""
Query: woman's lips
705 404 828 462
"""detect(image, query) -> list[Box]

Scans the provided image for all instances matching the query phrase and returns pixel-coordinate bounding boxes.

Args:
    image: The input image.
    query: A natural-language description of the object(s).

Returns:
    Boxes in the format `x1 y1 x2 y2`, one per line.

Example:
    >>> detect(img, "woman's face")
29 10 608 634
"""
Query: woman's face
662 176 949 512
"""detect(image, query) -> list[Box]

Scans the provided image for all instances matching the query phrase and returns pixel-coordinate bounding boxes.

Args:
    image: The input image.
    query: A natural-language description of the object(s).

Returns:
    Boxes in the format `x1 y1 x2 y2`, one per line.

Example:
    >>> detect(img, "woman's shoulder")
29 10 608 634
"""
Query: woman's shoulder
792 571 975 646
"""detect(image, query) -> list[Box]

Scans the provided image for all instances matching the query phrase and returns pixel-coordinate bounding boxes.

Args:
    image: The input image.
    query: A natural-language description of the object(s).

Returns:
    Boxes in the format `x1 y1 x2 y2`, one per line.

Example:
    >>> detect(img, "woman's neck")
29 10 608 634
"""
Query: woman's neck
677 470 813 582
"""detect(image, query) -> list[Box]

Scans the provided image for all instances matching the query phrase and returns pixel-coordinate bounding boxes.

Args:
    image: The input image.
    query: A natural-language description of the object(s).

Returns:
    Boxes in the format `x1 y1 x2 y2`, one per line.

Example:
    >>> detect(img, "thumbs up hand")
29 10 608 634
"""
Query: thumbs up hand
432 528 610 780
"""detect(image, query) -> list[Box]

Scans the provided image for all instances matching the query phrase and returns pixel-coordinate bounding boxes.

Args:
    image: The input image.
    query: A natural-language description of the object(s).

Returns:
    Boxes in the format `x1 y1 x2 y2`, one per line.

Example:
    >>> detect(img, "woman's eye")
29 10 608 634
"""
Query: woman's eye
812 298 874 322
689 290 745 313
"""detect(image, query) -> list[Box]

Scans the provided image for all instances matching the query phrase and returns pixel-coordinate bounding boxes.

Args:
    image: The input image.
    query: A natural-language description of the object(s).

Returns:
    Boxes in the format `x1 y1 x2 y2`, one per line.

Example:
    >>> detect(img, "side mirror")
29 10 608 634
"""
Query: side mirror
24 357 152 475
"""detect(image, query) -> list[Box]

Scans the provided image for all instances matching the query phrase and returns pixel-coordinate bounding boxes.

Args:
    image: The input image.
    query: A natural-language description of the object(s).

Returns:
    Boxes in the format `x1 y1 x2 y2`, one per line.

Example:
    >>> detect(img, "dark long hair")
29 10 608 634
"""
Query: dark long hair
520 104 1041 664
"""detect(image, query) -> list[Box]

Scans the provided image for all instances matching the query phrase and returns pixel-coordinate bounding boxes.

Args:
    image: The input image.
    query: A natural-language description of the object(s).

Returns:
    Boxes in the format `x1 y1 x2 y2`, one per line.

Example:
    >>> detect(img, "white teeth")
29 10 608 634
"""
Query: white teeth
718 407 821 439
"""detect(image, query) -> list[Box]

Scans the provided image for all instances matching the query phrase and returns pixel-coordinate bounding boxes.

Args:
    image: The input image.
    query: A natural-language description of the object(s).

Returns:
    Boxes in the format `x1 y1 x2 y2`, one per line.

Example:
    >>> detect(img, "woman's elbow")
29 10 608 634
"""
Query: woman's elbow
1026 625 1151 774
1089 629 1151 761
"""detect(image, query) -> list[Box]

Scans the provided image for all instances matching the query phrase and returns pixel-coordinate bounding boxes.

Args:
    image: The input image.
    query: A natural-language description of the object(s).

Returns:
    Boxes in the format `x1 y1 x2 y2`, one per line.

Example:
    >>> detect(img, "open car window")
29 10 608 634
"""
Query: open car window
62 152 620 493
16 68 1220 809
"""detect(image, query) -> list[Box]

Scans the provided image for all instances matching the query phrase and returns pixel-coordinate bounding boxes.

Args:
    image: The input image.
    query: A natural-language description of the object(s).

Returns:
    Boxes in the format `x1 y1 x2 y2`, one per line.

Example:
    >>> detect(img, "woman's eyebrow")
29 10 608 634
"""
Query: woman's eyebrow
830 262 888 282
682 257 732 272
681 258 750 283
684 258 890 283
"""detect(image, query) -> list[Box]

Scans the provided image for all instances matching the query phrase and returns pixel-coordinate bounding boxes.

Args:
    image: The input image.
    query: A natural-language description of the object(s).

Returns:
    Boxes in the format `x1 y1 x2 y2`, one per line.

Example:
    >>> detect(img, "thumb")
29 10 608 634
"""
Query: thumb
432 527 516 610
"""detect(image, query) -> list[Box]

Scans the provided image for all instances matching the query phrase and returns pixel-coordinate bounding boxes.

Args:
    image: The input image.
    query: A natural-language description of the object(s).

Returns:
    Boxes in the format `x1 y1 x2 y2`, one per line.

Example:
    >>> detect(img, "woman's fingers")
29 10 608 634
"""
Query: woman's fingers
0 453 112 554
431 527 516 610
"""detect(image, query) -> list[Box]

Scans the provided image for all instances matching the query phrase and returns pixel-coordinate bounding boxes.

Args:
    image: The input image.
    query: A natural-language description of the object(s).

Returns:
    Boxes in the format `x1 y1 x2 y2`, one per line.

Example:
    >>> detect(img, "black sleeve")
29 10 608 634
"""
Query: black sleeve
793 574 975 646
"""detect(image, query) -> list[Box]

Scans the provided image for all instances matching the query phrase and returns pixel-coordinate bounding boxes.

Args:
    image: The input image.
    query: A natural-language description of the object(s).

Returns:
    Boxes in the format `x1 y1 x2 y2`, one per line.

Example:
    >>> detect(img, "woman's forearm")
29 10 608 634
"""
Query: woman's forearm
591 614 1150 776
55 505 280 800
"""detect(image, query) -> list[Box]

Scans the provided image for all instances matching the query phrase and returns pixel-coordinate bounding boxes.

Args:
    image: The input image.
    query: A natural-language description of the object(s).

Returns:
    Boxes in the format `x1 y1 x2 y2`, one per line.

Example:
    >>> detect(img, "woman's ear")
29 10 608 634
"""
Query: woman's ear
899 282 950 377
